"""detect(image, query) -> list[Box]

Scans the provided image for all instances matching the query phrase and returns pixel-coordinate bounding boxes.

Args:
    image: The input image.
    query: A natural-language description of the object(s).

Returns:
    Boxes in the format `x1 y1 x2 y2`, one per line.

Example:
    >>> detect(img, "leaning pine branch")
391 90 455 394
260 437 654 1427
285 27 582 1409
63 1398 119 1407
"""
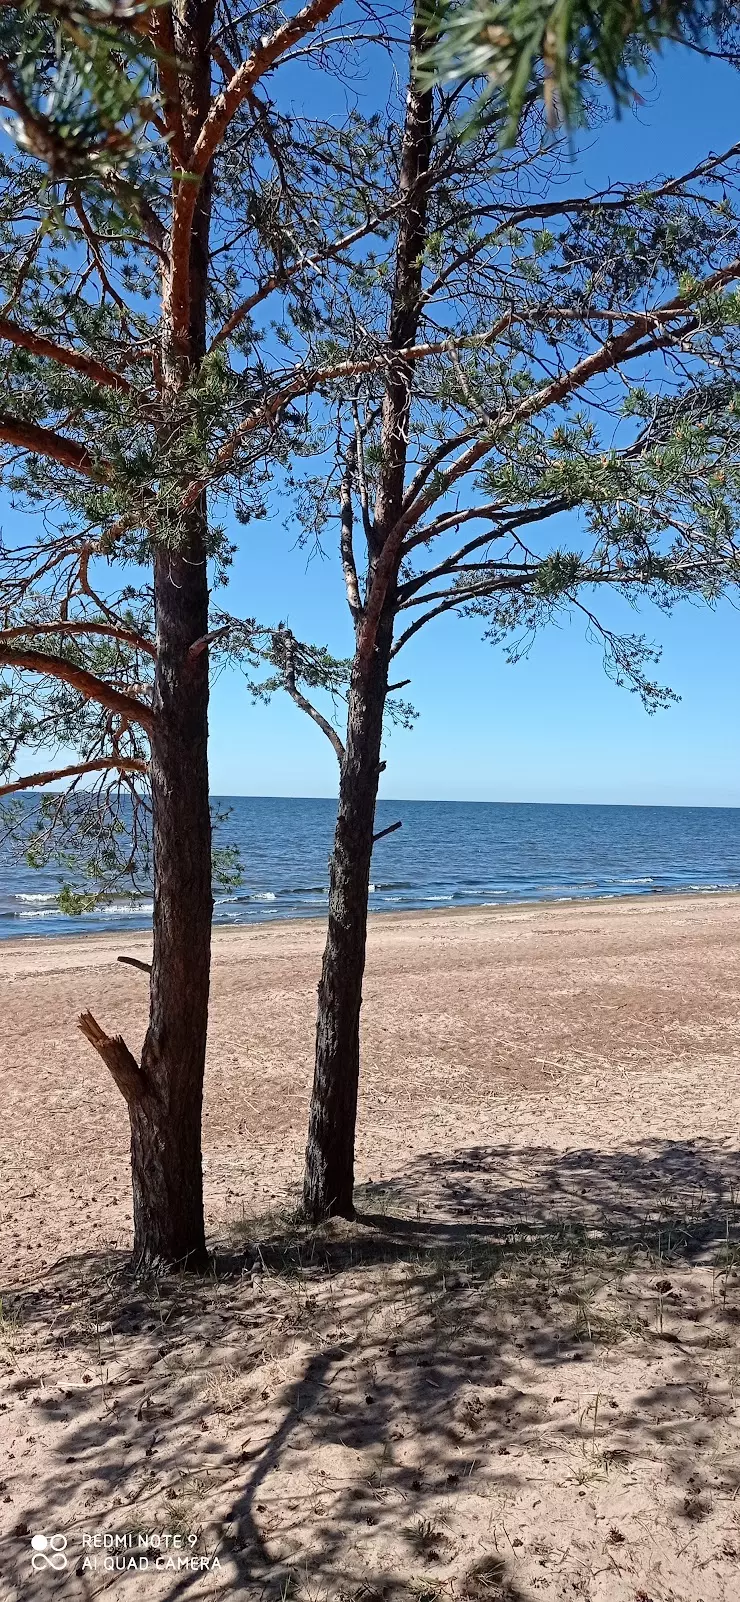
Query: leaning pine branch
0 621 156 658
0 646 154 729
0 413 110 478
0 315 132 392
0 757 147 796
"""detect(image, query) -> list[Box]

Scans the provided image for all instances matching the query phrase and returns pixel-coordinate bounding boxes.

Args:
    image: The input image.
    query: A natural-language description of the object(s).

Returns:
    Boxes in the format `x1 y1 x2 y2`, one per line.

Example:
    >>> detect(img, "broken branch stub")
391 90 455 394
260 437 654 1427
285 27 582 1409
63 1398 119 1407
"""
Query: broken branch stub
78 1010 148 1105
373 819 402 843
117 954 152 974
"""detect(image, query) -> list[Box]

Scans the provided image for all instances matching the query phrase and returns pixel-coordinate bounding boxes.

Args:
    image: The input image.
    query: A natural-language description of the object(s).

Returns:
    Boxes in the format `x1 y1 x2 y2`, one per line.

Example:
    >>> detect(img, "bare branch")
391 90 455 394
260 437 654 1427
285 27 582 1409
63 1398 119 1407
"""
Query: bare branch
78 1010 148 1105
281 628 345 762
0 757 147 797
118 954 152 974
0 620 156 657
373 819 402 842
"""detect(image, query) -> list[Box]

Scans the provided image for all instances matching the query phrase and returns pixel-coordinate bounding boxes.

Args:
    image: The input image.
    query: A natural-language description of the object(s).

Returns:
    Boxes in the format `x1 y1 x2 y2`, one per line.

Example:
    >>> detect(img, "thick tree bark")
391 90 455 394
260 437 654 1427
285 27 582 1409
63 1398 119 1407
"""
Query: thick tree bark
129 539 212 1269
304 605 395 1221
124 0 215 1270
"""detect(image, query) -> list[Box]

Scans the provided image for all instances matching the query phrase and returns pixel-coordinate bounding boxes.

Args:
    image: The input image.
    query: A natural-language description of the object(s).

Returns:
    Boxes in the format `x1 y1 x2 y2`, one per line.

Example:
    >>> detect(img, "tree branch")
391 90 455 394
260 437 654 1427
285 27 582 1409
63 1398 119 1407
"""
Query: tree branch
281 628 345 762
0 757 147 797
0 314 131 392
78 1010 148 1105
148 1 186 169
398 499 570 600
118 954 152 974
0 412 110 478
209 206 409 352
340 449 362 623
168 0 344 349
396 255 740 540
391 574 533 655
183 324 509 510
285 679 345 762
373 819 402 842
0 620 156 657
401 499 506 554
194 0 343 175
0 646 154 729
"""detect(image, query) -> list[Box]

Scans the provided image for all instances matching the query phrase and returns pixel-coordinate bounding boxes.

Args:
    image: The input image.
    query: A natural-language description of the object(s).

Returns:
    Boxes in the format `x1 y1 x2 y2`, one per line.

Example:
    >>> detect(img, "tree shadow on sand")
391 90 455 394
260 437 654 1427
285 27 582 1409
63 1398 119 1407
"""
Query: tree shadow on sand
2 1135 740 1600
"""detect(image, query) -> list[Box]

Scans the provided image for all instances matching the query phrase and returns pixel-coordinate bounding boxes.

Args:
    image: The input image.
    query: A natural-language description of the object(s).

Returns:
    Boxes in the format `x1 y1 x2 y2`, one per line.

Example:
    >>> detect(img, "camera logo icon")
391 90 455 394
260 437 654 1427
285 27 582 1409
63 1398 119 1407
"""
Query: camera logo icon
30 1534 68 1572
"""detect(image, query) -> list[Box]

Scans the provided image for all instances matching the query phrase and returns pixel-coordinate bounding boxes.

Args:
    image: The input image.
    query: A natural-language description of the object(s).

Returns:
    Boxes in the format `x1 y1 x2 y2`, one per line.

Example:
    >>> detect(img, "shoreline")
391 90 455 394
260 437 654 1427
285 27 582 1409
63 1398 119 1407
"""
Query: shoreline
1 883 740 967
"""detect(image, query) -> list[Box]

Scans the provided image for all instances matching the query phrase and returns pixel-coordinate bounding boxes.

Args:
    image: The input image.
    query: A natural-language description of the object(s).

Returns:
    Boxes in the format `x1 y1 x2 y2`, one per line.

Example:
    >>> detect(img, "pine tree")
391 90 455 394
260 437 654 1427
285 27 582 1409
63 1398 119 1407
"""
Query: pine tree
4 0 740 1247
0 0 379 1268
216 32 740 1222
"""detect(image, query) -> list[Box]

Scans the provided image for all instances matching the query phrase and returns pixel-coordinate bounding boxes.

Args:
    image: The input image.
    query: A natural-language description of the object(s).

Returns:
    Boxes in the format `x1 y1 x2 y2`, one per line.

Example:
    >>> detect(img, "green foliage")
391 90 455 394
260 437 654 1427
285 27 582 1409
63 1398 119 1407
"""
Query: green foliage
0 0 159 178
417 0 739 142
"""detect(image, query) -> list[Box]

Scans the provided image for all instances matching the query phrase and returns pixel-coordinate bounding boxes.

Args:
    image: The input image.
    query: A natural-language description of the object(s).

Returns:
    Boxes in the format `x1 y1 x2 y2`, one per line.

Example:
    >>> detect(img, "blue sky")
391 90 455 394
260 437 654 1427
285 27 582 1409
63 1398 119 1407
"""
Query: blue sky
206 42 740 807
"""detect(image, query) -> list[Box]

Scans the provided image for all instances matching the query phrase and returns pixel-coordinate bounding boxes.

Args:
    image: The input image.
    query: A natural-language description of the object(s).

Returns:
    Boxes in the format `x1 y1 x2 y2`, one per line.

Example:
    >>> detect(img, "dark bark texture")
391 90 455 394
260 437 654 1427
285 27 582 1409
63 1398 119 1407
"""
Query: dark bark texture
303 53 434 1223
127 0 215 1269
131 539 212 1269
303 604 395 1220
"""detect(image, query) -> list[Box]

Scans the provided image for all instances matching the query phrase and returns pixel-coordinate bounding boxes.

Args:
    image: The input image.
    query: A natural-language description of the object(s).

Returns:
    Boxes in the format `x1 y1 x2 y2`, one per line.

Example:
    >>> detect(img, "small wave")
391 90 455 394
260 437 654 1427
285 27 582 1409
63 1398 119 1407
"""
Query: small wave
15 908 62 920
90 901 154 917
14 892 59 904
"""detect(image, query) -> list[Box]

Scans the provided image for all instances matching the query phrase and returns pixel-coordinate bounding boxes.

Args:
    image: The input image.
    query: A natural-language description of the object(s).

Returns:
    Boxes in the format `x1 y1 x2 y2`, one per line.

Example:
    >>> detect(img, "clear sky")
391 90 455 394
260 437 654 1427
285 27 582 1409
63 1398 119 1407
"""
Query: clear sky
204 41 740 807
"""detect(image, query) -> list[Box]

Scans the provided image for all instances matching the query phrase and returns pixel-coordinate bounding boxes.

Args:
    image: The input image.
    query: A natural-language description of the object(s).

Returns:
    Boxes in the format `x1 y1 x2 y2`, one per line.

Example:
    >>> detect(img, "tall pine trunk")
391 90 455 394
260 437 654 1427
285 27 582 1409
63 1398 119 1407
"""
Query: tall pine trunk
302 44 433 1225
128 2 215 1269
129 540 212 1268
304 607 394 1220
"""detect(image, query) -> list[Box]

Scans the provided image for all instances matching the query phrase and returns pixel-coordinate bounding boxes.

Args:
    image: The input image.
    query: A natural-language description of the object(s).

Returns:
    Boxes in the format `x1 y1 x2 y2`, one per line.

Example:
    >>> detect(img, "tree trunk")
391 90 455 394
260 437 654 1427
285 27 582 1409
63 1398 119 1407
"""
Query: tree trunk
126 2 215 1270
303 606 394 1222
128 539 212 1269
302 45 433 1226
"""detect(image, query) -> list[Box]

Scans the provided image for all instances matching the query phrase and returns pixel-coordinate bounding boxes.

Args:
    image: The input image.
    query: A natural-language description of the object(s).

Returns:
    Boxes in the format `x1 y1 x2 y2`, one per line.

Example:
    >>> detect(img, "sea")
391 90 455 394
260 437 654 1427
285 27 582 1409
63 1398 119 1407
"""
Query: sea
0 796 738 940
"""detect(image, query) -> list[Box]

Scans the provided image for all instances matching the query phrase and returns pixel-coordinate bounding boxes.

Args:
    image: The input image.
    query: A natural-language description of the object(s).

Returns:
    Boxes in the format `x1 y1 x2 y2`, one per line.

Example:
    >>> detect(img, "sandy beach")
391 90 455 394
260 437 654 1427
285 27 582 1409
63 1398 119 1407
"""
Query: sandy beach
2 892 740 1598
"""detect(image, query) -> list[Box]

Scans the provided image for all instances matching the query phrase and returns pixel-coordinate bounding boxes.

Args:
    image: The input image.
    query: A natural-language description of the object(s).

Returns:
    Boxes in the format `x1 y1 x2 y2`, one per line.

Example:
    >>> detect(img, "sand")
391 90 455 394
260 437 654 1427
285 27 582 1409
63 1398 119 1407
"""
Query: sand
1 892 740 1600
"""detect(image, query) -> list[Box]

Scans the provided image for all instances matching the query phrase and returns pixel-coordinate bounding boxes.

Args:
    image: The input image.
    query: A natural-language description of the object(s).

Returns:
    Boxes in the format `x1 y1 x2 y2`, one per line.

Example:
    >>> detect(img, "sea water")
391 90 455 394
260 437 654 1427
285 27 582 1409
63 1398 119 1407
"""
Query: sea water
0 796 738 939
